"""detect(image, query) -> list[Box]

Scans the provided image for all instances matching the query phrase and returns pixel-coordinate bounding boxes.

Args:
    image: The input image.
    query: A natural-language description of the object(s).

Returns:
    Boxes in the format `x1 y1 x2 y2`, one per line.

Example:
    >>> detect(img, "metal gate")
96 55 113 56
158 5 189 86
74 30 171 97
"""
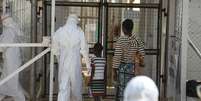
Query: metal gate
43 0 163 100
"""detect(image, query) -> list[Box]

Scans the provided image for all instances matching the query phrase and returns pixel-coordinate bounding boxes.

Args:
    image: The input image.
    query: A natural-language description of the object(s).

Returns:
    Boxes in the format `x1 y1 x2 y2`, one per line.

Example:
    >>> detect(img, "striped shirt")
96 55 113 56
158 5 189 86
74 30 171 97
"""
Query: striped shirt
89 57 106 95
112 34 145 69
91 57 106 80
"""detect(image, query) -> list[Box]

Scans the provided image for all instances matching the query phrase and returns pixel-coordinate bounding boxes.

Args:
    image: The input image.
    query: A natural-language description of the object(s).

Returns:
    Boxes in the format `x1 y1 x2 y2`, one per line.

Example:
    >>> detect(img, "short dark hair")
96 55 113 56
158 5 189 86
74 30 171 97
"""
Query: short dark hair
93 42 103 57
122 19 134 34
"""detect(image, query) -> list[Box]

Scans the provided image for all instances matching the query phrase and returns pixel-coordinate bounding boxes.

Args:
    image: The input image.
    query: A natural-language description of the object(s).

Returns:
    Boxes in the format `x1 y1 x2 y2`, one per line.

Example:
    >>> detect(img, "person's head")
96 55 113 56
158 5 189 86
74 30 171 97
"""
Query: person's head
93 42 103 57
122 19 133 36
124 76 159 101
66 14 79 27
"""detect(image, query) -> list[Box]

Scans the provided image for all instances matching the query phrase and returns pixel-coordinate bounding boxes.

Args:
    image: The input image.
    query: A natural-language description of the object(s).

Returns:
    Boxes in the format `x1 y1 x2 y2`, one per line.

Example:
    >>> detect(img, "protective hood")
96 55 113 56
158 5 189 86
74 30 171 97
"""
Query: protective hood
65 14 79 27
0 16 24 44
2 16 16 27
124 76 159 101
53 14 81 49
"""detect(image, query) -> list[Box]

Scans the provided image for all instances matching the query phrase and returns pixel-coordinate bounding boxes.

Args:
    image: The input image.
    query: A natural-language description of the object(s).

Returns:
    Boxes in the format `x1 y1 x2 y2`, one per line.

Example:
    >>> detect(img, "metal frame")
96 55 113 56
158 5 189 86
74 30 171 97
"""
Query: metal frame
30 0 38 100
0 0 165 100
106 49 159 55
164 0 170 98
0 38 53 101
49 0 55 101
43 1 161 51
0 1 55 101
156 0 163 94
0 47 50 86
107 3 159 8
45 1 159 8
43 0 48 97
43 0 163 100
45 1 99 7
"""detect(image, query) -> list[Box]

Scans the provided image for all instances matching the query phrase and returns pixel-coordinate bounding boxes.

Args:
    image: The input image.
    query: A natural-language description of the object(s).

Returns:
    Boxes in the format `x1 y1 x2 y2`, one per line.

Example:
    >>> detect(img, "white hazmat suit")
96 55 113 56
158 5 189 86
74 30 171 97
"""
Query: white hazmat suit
52 14 91 101
124 76 159 101
0 15 25 101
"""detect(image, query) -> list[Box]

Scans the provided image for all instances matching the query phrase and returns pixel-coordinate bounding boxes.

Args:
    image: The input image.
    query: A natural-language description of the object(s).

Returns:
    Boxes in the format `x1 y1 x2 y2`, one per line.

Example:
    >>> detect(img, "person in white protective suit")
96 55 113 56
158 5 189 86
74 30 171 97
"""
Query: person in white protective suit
0 15 25 101
52 14 91 101
123 76 159 101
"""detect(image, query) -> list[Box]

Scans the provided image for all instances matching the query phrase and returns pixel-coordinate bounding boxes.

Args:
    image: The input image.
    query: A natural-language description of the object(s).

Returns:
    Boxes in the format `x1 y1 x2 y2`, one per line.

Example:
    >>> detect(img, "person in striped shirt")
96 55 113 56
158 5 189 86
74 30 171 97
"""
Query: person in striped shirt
113 19 145 101
88 43 106 100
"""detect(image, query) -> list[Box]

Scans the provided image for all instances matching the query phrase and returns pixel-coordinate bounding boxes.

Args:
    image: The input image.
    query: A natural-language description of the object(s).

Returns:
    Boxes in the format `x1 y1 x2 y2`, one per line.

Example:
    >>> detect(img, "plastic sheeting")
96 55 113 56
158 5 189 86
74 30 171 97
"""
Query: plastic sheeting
0 15 25 101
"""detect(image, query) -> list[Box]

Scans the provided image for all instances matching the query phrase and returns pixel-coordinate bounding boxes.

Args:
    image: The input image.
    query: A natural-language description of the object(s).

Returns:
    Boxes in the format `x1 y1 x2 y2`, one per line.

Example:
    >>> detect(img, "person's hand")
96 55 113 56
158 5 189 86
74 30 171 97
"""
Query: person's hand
87 68 91 76
133 63 139 73
134 66 143 76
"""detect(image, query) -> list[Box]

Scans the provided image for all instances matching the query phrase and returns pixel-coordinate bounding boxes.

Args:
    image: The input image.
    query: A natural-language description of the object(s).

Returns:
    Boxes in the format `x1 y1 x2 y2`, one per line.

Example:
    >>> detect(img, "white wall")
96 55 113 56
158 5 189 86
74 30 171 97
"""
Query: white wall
187 0 201 100
187 0 201 81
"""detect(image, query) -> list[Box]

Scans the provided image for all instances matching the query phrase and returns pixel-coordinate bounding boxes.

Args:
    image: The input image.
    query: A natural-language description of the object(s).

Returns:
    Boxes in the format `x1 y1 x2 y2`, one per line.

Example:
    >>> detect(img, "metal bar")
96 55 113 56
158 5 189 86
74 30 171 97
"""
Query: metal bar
0 43 49 47
45 1 99 7
0 48 50 86
45 1 159 8
44 1 48 36
31 0 38 100
0 37 50 47
41 0 47 97
106 49 159 55
101 0 107 57
49 49 55 101
49 0 55 100
164 0 170 98
107 3 159 8
156 0 163 95
105 0 108 54
98 0 102 43
43 1 48 96
79 16 98 19
103 0 107 94
188 37 201 60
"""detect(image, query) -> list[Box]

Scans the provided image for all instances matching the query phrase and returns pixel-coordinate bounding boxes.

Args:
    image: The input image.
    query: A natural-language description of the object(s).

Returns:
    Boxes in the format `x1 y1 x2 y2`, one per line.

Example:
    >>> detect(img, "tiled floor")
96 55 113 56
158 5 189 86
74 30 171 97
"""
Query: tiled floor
1 87 116 101
2 94 115 101
39 96 115 101
39 87 116 101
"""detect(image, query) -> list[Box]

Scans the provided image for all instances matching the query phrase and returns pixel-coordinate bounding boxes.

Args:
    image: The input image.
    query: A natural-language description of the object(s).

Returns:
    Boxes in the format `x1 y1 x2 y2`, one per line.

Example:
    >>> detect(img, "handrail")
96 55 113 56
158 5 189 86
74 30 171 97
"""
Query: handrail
0 48 50 86
0 43 49 47
0 37 50 48
0 37 52 100
49 0 55 101
187 36 201 60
